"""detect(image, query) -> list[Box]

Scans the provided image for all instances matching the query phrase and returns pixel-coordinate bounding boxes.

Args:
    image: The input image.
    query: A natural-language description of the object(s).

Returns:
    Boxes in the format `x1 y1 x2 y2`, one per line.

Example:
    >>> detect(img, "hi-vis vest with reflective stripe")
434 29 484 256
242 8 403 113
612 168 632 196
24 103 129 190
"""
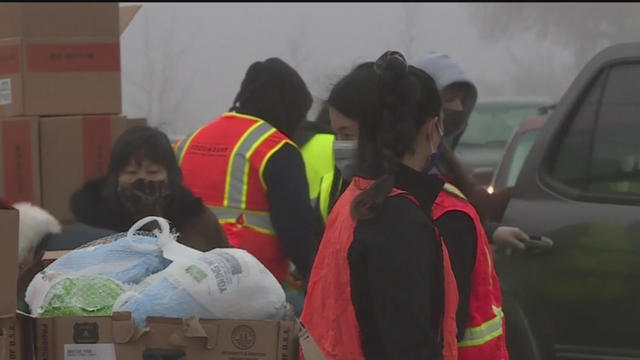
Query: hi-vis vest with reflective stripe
433 182 509 360
300 133 345 223
301 178 459 360
176 112 294 282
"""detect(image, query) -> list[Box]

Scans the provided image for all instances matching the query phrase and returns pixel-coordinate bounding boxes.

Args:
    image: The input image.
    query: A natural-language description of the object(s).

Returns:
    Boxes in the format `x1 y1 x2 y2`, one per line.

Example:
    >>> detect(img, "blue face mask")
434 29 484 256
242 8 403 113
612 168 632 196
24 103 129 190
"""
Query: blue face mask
424 138 444 173
423 119 445 173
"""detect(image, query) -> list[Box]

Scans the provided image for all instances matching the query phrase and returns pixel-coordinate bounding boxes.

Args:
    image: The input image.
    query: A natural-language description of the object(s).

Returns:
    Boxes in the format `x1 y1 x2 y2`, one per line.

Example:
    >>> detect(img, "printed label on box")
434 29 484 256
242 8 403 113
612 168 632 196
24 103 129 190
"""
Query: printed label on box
64 344 116 360
0 78 11 105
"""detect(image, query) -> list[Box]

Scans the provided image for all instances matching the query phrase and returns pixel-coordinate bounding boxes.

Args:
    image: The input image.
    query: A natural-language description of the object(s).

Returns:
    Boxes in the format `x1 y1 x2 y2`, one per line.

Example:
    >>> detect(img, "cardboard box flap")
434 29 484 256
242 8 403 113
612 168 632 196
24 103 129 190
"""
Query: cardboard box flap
111 312 148 344
167 319 218 349
296 319 326 360
119 5 141 35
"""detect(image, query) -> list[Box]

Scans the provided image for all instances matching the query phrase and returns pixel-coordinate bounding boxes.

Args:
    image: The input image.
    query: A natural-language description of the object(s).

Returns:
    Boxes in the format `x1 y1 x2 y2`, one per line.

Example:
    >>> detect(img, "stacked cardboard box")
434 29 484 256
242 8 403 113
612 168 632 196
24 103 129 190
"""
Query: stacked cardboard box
0 3 141 224
0 4 323 360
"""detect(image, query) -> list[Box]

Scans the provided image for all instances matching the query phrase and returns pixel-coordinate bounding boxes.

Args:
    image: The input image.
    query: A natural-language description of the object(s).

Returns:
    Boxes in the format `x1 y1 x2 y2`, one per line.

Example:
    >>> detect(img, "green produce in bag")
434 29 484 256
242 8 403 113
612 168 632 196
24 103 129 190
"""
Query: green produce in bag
39 276 125 317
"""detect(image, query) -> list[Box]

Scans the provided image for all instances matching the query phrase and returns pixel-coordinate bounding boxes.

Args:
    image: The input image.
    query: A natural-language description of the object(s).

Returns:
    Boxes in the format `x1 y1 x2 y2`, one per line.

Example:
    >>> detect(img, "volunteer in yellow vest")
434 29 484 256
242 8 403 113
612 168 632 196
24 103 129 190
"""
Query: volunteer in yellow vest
176 57 316 284
293 109 346 224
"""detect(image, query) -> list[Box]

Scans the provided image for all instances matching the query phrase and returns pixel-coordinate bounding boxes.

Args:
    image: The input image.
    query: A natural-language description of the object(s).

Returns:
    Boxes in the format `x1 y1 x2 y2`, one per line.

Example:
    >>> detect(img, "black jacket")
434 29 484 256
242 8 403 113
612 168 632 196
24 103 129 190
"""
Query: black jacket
348 165 456 359
70 177 228 252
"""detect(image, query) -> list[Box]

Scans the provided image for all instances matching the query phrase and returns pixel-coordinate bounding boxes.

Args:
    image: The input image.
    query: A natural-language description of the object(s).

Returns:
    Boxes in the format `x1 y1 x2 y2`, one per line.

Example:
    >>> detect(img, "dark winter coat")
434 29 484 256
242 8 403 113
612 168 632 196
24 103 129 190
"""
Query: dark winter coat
70 177 229 252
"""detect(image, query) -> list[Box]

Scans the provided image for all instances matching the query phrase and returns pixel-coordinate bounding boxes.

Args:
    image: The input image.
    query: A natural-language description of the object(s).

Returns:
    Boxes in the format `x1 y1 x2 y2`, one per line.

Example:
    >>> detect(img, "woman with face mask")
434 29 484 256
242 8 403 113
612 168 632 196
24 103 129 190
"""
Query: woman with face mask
70 126 229 251
323 58 509 358
301 51 459 360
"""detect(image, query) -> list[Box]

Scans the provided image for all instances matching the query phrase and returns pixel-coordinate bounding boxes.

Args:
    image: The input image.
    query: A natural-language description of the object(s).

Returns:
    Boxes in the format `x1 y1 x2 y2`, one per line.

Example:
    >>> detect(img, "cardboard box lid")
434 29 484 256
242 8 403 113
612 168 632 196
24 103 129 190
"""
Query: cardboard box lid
0 208 18 317
0 3 119 38
0 3 141 38
119 5 141 35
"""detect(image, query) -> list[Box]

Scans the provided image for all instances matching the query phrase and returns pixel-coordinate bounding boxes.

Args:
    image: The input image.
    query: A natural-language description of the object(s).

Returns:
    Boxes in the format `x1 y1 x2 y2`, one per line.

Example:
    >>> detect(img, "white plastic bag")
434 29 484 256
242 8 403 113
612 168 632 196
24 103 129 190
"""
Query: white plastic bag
114 248 287 327
25 217 194 317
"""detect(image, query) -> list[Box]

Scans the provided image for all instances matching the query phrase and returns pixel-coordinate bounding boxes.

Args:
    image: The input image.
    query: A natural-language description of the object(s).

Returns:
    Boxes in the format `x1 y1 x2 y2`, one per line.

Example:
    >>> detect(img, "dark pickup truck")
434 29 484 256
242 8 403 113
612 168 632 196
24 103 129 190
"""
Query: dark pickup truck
495 42 640 360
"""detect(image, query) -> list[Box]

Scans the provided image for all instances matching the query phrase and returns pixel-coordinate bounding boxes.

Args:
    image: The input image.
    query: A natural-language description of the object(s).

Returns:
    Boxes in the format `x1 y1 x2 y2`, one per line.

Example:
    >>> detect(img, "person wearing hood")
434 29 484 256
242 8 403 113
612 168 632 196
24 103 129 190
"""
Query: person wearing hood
416 51 509 358
71 126 230 252
302 51 459 360
415 51 529 252
323 57 510 358
175 57 316 286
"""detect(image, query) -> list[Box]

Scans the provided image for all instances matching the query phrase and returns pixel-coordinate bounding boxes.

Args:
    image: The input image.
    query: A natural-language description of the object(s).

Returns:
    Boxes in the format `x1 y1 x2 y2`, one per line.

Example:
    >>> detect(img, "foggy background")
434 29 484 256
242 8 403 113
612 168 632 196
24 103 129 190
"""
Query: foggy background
119 2 640 138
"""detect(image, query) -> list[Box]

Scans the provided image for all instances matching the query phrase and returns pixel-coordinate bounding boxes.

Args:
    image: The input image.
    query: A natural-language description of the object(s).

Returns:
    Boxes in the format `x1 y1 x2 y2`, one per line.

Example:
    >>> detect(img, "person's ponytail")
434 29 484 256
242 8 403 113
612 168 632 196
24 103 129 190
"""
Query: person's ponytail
351 51 409 220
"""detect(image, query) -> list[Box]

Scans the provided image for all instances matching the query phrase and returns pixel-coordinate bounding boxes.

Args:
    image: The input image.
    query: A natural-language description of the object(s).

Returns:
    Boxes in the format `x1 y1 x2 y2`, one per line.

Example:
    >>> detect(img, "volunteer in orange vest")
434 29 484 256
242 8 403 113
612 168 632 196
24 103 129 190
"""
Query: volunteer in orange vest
316 55 510 358
416 52 509 359
301 51 459 360
176 57 317 284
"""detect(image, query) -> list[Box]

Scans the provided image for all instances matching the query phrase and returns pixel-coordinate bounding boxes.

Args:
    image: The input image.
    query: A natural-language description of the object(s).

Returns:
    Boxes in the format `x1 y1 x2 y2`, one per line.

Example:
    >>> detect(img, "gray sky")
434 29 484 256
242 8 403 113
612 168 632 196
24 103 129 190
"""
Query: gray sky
119 3 579 137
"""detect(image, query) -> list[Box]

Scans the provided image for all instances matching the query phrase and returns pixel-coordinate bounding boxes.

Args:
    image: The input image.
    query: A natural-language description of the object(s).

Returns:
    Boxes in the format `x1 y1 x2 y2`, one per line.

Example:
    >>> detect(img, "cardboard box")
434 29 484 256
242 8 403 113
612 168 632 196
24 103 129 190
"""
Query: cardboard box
0 208 18 318
0 315 25 360
25 313 303 360
0 117 40 204
127 117 148 128
0 4 140 116
39 115 128 224
0 208 21 360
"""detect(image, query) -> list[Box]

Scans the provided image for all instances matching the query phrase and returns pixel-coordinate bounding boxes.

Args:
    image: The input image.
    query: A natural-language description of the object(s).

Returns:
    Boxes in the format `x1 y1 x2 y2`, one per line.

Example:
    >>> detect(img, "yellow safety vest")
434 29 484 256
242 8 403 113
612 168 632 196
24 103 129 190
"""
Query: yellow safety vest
300 133 345 222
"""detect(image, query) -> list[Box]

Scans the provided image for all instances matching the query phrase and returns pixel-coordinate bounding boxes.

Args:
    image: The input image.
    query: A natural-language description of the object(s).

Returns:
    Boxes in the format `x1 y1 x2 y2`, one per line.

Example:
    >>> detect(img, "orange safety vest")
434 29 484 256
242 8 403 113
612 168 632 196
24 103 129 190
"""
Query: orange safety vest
433 182 509 360
176 112 295 282
301 177 459 360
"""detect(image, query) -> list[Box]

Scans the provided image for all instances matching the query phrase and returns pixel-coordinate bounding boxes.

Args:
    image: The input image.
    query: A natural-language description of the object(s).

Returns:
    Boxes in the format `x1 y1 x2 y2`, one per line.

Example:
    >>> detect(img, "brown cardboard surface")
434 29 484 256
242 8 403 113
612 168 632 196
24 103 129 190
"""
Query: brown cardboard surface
34 316 114 360
0 3 119 38
0 315 24 360
39 115 127 224
0 209 18 317
112 314 298 360
119 6 142 35
27 313 302 360
0 37 121 117
0 3 141 116
0 117 40 204
127 117 148 128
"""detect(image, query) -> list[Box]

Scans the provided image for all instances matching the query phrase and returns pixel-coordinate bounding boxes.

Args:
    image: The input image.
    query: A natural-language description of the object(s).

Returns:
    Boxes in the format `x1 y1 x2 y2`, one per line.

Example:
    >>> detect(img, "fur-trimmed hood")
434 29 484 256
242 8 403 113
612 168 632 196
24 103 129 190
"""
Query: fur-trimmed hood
70 176 205 234
13 202 61 263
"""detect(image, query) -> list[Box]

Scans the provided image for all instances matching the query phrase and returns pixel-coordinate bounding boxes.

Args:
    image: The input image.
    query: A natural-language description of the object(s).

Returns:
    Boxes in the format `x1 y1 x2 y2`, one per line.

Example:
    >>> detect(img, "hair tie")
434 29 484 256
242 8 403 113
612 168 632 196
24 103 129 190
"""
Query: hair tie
374 51 408 83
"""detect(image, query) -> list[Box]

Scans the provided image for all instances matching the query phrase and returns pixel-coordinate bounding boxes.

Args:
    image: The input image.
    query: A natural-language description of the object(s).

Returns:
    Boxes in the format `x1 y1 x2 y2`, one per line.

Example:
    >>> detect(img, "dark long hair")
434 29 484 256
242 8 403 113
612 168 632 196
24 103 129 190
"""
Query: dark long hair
327 62 377 124
100 126 200 228
350 51 442 220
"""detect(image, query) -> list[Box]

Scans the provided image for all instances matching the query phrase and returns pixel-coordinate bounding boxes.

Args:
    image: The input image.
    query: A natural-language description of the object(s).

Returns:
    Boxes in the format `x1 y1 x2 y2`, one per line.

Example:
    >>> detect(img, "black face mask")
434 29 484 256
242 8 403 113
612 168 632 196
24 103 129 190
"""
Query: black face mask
443 108 467 142
117 179 170 220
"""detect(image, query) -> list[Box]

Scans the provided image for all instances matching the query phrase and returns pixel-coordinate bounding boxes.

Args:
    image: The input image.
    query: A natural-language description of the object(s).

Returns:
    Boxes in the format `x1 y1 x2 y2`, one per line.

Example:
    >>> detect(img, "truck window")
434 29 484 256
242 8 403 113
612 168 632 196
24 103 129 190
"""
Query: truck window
589 64 640 195
549 64 640 198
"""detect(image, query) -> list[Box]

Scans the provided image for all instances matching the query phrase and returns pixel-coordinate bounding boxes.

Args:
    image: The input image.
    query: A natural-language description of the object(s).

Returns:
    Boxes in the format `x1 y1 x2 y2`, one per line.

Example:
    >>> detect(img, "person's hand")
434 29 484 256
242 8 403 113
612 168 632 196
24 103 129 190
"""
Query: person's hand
492 226 528 255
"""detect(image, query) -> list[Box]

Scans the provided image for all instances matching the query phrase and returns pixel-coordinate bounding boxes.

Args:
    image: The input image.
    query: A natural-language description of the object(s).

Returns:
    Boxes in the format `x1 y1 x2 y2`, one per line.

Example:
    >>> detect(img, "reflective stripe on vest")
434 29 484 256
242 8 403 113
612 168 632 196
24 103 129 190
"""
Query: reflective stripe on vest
443 182 467 200
301 178 459 360
176 127 204 164
208 205 274 235
224 121 277 208
432 184 508 358
459 306 504 347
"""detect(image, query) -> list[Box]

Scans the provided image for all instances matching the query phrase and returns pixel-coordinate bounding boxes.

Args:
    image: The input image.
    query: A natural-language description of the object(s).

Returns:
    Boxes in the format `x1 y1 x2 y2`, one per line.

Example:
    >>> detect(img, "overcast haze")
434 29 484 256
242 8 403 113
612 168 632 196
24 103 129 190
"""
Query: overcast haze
119 3 640 137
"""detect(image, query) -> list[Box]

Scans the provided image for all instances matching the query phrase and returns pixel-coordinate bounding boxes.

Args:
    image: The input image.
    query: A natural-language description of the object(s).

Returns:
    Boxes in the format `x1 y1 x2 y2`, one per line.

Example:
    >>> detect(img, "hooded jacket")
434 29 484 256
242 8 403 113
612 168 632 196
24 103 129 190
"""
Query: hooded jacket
415 51 478 150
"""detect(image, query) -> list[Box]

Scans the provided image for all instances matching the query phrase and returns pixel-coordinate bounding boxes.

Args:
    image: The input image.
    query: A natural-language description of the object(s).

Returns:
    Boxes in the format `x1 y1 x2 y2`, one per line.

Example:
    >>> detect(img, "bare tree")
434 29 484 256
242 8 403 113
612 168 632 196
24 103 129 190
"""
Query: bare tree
469 3 640 97
401 3 421 61
285 20 312 71
123 8 203 136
